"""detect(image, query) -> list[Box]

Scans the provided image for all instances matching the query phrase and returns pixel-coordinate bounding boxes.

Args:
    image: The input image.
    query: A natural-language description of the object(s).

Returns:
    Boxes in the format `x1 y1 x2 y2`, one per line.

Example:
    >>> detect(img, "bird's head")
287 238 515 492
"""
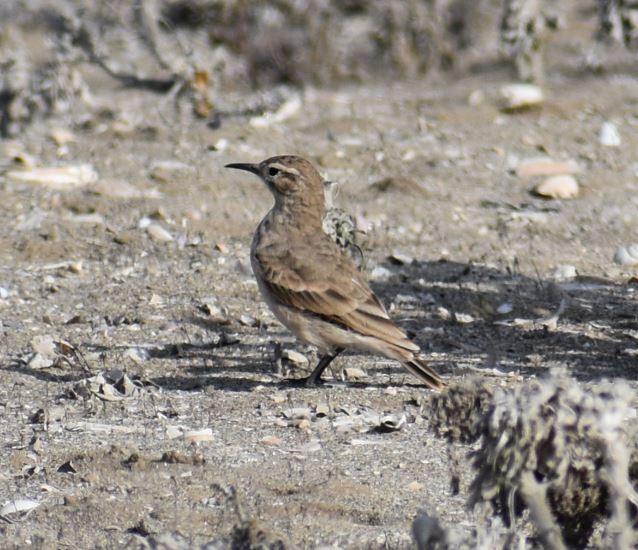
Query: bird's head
226 155 325 215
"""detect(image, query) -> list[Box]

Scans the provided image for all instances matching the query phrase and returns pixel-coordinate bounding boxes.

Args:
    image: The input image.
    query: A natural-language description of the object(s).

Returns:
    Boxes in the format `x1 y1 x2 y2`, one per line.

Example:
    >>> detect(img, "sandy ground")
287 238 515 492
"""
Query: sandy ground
1 12 638 549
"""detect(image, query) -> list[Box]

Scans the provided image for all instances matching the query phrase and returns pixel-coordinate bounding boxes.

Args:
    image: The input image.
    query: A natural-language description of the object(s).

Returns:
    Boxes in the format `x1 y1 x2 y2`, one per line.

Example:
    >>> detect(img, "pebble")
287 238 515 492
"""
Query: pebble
500 83 544 111
149 160 194 183
282 349 308 367
599 122 621 147
49 128 76 146
497 303 513 314
343 367 367 380
614 245 638 266
517 157 580 178
389 252 414 265
239 314 258 327
250 94 302 127
534 175 579 199
146 223 174 242
7 164 98 190
369 266 393 281
93 179 161 199
550 265 577 281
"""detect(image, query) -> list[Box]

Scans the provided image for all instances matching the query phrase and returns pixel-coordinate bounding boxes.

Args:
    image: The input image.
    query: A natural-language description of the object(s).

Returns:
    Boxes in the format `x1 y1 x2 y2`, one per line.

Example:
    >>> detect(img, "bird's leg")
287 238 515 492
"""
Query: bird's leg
285 348 344 387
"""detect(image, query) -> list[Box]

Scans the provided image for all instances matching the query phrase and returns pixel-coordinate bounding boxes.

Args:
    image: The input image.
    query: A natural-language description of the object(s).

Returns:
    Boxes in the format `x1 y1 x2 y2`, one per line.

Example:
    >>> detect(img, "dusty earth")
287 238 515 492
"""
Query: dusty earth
2 12 638 550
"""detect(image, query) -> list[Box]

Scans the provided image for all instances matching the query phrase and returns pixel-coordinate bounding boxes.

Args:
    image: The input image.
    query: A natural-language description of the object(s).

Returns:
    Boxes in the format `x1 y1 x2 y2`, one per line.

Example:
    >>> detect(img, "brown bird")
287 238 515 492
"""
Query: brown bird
225 155 445 390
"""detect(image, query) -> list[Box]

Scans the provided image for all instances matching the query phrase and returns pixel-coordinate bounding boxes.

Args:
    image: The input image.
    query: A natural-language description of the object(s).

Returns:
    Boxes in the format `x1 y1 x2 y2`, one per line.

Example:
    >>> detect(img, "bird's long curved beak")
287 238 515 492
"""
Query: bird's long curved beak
225 163 260 175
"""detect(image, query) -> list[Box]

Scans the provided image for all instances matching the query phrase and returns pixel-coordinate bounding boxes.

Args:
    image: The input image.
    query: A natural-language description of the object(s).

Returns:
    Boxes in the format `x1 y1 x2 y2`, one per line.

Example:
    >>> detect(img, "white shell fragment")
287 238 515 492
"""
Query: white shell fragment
146 223 174 242
534 175 579 199
614 244 638 266
599 122 621 147
517 157 580 178
500 83 544 110
7 164 98 190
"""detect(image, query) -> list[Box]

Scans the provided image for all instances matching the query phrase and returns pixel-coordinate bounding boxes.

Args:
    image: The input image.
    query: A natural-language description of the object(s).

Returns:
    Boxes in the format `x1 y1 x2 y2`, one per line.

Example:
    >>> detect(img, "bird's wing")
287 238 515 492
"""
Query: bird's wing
255 241 413 347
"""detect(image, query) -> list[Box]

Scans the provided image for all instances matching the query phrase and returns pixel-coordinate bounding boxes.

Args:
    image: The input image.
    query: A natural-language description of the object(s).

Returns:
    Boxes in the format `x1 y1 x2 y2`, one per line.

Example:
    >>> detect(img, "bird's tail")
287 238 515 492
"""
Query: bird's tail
402 357 446 390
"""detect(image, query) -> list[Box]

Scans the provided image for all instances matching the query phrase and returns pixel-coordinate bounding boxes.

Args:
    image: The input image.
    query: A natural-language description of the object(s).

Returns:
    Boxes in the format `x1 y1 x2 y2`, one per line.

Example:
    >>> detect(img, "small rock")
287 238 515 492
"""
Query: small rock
282 350 308 367
437 307 452 321
550 265 577 281
389 252 414 265
343 367 367 380
31 335 56 356
49 129 76 146
599 122 621 147
261 435 283 446
146 223 173 242
149 160 194 183
93 179 161 199
614 245 638 266
7 164 98 190
250 94 302 127
406 481 425 492
454 312 475 324
534 175 579 199
497 303 513 314
517 157 580 178
27 353 54 369
369 266 393 281
468 89 484 106
239 314 258 327
500 83 544 111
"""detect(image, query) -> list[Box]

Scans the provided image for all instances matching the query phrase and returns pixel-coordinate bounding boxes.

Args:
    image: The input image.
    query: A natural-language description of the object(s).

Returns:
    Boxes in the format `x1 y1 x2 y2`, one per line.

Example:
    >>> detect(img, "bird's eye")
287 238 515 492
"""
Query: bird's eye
268 167 280 177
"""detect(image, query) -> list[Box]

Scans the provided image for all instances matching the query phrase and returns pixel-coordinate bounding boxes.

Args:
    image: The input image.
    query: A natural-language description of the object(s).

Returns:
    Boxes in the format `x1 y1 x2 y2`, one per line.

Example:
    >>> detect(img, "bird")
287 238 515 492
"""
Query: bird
225 155 445 390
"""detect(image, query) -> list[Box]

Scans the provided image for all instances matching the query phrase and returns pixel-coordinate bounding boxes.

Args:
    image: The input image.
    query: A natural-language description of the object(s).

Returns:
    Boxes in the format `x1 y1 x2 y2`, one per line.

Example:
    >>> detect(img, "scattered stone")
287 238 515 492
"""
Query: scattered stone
200 300 229 323
497 303 513 314
500 83 544 111
250 94 302 127
260 435 283 446
239 314 258 327
27 353 55 370
389 252 414 265
533 175 579 199
517 157 580 178
149 160 195 183
454 312 475 324
599 121 621 147
49 128 76 146
343 367 367 380
550 265 577 281
468 89 484 106
369 266 393 281
614 244 638 266
282 349 308 367
92 179 162 199
146 223 174 242
7 164 98 190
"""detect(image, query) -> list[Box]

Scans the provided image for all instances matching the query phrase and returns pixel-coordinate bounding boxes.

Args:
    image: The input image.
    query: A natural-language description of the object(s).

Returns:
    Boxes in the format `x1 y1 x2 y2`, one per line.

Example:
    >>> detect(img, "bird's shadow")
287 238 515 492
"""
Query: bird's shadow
6 259 636 392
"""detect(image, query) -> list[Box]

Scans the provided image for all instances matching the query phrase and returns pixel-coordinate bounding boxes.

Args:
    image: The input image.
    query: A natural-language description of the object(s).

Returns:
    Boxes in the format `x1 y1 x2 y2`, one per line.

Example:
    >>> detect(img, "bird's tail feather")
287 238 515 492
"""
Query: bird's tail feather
403 357 446 390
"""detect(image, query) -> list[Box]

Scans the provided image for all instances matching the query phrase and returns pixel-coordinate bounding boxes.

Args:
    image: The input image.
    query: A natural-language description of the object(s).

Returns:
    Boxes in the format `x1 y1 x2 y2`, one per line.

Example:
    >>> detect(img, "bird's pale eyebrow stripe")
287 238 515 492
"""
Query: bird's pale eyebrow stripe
270 163 300 176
